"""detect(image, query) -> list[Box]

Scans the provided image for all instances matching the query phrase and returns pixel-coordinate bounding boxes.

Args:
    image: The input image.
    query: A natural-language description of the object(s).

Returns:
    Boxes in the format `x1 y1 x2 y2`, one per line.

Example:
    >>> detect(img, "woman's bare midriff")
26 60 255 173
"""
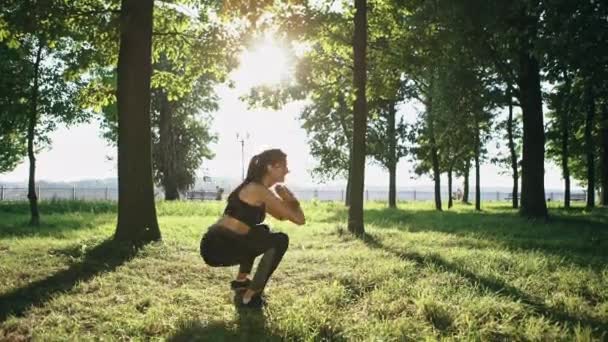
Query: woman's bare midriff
215 215 251 234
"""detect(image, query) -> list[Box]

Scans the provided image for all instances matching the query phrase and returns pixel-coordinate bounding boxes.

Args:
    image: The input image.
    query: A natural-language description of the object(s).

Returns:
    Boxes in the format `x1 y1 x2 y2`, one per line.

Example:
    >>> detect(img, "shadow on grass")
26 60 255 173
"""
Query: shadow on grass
169 307 283 342
363 233 608 337
169 292 282 342
0 238 138 323
169 293 346 341
325 205 608 267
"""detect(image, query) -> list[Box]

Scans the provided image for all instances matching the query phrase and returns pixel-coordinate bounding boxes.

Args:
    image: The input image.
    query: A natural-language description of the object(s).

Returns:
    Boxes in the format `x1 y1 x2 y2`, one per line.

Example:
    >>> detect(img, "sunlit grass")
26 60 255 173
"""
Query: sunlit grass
0 200 607 340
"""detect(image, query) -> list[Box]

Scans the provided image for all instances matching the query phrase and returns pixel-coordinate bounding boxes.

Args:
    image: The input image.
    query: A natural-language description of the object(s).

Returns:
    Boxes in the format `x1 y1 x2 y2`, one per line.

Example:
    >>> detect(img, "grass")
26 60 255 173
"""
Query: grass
0 199 607 341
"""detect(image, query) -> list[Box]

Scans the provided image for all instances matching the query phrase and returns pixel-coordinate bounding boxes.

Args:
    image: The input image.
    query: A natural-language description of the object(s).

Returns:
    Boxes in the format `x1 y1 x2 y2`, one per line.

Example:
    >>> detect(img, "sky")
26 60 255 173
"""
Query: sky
0 37 576 191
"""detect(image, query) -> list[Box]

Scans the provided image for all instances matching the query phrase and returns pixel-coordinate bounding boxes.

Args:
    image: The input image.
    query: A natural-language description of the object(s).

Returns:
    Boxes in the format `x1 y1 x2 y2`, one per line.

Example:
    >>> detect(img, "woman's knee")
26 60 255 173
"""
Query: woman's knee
273 232 289 251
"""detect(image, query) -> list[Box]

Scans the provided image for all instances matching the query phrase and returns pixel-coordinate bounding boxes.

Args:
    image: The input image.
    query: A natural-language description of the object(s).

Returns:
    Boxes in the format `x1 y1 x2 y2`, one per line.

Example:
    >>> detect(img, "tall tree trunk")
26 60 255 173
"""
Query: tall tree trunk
463 159 470 204
507 85 519 209
388 164 396 208
474 114 481 211
388 101 397 208
114 0 161 244
338 94 352 207
517 52 547 218
600 101 608 206
158 90 179 200
345 162 352 207
347 0 367 236
428 100 442 211
584 81 596 208
447 166 453 209
431 149 441 211
27 42 43 226
562 77 572 208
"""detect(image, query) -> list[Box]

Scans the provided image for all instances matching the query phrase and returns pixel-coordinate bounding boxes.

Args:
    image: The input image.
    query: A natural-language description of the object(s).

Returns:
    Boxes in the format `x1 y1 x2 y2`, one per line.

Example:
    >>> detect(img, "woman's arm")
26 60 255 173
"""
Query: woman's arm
261 185 306 225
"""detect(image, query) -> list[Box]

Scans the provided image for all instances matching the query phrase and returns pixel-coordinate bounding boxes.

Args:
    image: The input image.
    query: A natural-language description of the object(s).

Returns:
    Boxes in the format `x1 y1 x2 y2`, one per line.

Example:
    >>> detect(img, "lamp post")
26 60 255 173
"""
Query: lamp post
236 132 249 181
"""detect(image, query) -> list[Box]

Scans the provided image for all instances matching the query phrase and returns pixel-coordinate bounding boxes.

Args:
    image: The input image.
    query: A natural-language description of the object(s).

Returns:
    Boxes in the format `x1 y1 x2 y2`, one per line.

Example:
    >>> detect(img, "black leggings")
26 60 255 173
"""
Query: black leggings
200 224 289 291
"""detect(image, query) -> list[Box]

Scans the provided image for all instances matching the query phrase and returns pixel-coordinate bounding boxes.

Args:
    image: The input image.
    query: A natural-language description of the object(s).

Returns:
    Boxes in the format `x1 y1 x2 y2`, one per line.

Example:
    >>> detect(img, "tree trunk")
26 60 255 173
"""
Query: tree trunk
345 162 352 207
338 94 352 207
584 81 595 208
431 150 441 211
347 0 367 236
388 101 397 208
447 166 453 209
600 101 608 206
463 159 470 204
428 100 442 211
559 75 572 208
114 0 161 244
517 52 547 218
27 42 43 226
507 86 519 209
388 164 396 208
474 114 481 211
158 90 179 200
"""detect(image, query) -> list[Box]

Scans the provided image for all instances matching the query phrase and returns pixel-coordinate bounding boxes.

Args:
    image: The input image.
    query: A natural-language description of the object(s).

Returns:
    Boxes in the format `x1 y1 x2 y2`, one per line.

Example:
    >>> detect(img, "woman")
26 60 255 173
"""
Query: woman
200 148 306 308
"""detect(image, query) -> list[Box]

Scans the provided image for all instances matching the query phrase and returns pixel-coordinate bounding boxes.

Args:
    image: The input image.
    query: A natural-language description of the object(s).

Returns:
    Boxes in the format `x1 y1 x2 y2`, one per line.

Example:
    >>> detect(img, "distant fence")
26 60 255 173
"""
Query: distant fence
0 186 120 201
0 186 586 203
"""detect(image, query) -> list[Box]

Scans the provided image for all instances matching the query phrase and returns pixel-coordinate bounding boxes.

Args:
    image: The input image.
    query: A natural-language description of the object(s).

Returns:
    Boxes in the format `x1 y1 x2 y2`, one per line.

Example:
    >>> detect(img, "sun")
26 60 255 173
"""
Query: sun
232 34 292 88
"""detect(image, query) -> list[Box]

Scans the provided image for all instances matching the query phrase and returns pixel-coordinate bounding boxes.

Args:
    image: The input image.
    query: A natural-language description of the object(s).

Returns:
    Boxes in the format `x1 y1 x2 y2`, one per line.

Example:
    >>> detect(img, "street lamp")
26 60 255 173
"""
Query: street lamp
236 132 250 181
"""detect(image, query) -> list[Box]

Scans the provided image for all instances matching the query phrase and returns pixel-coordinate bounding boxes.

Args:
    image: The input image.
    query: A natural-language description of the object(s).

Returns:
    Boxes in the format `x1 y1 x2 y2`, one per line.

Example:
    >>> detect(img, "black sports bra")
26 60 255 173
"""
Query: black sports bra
223 187 266 228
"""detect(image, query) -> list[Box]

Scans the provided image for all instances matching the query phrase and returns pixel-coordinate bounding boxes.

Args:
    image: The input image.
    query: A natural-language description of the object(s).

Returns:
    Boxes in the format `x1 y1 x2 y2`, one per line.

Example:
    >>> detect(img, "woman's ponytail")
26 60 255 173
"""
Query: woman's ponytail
228 149 287 202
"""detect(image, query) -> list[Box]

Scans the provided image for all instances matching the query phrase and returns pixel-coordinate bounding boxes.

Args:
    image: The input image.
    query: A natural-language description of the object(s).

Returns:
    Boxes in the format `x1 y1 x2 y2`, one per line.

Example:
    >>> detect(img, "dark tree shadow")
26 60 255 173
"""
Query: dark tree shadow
324 205 608 268
362 233 608 338
168 294 281 342
169 292 346 341
0 238 138 323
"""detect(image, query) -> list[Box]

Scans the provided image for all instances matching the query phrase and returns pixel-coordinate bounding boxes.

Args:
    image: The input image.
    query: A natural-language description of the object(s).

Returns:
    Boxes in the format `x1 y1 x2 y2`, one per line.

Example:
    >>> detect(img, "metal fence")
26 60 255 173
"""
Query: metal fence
0 186 586 203
0 186 120 201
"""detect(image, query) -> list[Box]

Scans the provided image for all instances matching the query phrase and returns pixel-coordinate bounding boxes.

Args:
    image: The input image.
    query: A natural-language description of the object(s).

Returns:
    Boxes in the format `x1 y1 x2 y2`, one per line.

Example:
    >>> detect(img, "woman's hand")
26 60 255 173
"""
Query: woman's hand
274 185 298 203
261 184 306 225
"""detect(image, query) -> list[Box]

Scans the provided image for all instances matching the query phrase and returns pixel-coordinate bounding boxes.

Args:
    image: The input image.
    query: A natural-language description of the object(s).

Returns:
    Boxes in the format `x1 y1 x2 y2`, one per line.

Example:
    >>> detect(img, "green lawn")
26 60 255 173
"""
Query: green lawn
0 200 607 341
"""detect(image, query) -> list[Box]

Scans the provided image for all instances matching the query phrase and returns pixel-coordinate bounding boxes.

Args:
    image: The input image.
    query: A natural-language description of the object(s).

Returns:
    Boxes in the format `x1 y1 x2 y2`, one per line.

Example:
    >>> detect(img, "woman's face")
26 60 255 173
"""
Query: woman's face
267 159 289 184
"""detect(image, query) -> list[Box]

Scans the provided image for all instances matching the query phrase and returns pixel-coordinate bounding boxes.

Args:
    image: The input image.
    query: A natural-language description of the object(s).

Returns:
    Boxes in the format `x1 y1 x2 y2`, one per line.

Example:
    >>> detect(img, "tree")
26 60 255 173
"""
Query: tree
547 77 603 204
242 0 408 212
396 0 456 212
435 53 496 211
0 129 25 173
347 0 367 236
460 159 471 204
504 85 521 209
364 1 413 208
0 1 92 225
0 44 28 173
150 3 238 200
582 80 597 208
601 98 608 206
544 0 608 207
493 91 522 209
240 5 356 205
546 81 574 207
410 89 443 211
299 91 353 204
92 2 238 201
113 0 161 243
152 80 218 200
426 0 548 217
367 99 408 208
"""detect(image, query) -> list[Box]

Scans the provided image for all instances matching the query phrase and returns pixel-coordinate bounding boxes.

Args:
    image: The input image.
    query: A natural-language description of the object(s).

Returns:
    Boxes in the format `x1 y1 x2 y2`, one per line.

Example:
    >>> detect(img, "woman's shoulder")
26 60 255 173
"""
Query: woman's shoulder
239 182 270 205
